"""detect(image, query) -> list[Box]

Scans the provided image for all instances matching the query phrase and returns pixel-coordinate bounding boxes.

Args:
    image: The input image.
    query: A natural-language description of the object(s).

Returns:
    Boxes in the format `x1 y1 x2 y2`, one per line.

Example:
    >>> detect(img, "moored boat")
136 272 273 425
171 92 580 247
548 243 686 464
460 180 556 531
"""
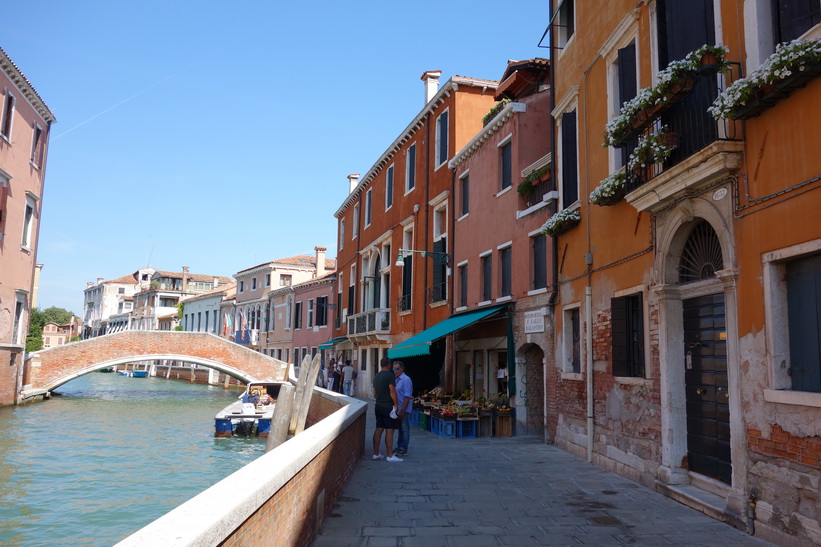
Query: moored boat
117 369 149 378
214 382 285 438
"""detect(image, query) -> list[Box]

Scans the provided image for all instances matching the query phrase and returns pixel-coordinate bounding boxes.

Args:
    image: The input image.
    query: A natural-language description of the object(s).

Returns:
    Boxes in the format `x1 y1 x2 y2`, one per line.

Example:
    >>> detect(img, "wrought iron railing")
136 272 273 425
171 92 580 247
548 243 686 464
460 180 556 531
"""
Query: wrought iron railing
519 182 553 209
397 294 412 312
347 308 391 336
427 282 447 304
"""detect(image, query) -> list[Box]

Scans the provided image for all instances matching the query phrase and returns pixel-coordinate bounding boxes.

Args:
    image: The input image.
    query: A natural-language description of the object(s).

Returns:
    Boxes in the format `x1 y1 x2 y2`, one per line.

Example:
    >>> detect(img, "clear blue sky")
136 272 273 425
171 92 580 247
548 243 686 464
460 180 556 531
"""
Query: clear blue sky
5 1 550 314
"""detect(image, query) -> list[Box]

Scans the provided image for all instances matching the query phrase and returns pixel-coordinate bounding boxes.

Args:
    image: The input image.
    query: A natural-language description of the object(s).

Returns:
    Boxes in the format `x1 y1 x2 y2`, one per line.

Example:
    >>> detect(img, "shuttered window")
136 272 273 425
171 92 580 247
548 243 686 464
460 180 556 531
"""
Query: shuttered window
501 142 512 190
773 0 821 44
482 255 492 302
561 111 578 206
532 234 547 290
617 44 638 167
786 254 821 392
500 247 511 297
612 294 645 377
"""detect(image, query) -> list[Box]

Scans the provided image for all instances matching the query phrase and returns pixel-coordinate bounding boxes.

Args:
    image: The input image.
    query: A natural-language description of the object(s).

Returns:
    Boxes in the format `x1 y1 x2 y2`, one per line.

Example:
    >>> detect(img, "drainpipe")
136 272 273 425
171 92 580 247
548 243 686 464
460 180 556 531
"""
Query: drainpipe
547 0 560 445
585 285 593 462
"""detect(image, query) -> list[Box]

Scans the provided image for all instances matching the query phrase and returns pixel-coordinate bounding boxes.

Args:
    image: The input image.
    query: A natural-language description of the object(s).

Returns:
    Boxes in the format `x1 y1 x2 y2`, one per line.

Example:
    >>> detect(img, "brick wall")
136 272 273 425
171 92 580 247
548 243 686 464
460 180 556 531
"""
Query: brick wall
749 425 821 468
0 351 21 406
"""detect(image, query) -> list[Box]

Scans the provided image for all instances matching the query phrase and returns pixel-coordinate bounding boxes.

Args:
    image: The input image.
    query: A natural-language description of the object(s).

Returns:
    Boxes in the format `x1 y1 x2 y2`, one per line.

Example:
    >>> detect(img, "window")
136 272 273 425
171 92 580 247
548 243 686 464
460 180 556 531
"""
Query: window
556 0 575 48
280 274 292 287
615 43 638 167
266 274 271 287
30 124 45 168
500 246 512 297
308 299 314 328
532 233 547 290
560 111 578 207
197 312 202 331
459 264 468 307
400 229 413 311
785 254 821 392
406 144 416 192
435 110 449 167
293 347 300 366
500 140 512 190
12 294 26 345
348 265 356 316
460 174 469 216
251 277 257 290
433 205 447 239
611 294 645 377
352 204 359 238
239 281 244 292
205 311 210 332
773 0 820 44
1 91 14 140
365 189 372 227
21 195 36 249
386 165 394 208
339 218 345 250
336 288 342 328
481 254 492 302
564 306 582 373
316 296 328 326
118 288 125 294
431 237 448 302
294 301 303 329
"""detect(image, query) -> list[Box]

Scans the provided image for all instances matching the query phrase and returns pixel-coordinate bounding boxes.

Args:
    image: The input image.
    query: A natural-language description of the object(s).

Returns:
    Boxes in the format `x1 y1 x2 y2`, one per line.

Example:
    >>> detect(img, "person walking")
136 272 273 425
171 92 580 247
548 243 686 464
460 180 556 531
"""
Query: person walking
342 360 355 396
372 357 402 462
393 361 412 456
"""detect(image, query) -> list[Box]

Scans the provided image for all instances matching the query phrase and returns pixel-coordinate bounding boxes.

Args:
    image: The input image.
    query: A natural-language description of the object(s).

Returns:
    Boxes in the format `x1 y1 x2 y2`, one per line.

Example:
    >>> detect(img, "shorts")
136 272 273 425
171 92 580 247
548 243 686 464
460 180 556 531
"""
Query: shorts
375 404 399 430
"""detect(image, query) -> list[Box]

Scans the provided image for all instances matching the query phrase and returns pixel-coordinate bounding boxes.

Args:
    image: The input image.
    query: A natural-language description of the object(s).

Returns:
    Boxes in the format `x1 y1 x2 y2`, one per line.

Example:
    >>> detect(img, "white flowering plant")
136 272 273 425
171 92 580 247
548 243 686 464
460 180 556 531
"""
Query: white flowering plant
709 38 821 119
627 125 677 171
590 171 628 205
604 45 730 147
541 208 581 237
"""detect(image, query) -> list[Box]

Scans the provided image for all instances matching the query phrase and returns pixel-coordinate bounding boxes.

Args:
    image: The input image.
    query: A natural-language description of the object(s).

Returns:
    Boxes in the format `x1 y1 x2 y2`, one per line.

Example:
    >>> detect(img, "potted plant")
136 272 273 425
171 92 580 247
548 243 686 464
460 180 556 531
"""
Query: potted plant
627 125 678 173
482 98 511 126
517 165 552 196
541 208 581 237
709 38 821 120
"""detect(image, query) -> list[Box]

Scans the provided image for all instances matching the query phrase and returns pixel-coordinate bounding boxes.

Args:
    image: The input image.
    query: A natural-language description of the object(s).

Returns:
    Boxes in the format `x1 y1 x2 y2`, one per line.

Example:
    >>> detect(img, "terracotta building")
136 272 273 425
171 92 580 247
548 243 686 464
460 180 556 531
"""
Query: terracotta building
333 71 498 396
0 47 56 406
543 0 820 543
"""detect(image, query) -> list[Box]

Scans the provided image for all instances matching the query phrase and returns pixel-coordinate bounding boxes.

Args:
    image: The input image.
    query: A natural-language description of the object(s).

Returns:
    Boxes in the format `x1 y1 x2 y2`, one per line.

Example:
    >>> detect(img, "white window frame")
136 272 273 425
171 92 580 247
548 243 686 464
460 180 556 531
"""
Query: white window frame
21 193 38 250
405 143 416 193
561 302 584 378
352 203 359 239
386 164 395 209
365 188 372 227
552 86 580 211
556 0 576 51
1 90 15 142
30 123 45 168
435 108 449 169
339 218 345 250
762 238 821 408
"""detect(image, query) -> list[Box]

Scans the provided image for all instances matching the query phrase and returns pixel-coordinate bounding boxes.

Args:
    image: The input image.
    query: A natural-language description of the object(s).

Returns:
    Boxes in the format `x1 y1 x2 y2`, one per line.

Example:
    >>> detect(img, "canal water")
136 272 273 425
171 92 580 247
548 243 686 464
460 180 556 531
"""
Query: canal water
0 373 267 546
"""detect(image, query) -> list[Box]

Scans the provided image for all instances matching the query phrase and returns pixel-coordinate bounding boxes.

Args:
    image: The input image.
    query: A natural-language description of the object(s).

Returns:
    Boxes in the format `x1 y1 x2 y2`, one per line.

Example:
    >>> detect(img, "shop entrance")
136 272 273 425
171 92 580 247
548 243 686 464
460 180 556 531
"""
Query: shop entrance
683 293 731 484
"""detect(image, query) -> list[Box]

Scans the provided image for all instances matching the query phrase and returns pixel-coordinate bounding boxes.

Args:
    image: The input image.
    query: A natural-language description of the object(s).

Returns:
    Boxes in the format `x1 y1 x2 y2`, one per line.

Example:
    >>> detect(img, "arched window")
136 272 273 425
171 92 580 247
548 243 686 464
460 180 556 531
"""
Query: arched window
678 220 724 283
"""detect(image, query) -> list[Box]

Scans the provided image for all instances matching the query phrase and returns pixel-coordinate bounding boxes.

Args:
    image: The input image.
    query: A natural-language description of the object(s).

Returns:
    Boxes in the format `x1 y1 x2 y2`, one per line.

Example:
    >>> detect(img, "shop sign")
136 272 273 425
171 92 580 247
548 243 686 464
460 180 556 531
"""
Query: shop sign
524 310 544 333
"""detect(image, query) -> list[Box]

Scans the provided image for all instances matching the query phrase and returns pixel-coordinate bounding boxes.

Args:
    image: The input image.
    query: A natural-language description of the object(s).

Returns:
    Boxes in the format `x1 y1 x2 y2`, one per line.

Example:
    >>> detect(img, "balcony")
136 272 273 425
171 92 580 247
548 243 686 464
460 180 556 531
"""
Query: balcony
346 308 391 342
427 282 447 305
622 70 743 213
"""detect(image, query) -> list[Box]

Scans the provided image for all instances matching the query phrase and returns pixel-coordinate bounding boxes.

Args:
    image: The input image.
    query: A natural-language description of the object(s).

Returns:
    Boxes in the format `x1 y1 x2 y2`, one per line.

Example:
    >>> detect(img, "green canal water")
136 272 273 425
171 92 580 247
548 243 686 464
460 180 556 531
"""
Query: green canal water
0 373 267 546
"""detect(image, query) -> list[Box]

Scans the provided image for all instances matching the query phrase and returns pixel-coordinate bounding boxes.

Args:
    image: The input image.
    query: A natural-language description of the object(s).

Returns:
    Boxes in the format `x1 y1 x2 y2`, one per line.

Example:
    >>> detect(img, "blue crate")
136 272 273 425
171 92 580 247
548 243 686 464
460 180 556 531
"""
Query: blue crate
457 419 477 439
431 416 440 436
410 409 421 426
440 420 456 439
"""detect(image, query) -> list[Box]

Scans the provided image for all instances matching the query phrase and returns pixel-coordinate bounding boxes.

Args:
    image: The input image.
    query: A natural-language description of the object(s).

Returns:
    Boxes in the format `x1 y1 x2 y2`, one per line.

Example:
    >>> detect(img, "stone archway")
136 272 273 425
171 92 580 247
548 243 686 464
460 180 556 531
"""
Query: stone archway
518 342 545 437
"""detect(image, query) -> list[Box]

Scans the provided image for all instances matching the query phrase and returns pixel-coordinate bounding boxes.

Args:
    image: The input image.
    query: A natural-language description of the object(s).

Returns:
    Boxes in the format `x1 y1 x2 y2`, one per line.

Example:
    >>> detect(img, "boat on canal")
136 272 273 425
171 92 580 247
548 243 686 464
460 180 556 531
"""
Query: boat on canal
214 382 286 438
117 369 149 378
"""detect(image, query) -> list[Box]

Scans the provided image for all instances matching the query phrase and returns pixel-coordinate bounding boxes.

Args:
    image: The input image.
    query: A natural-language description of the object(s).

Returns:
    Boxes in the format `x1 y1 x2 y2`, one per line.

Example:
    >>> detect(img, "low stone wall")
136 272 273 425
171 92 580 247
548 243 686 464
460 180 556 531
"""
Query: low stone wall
117 388 366 547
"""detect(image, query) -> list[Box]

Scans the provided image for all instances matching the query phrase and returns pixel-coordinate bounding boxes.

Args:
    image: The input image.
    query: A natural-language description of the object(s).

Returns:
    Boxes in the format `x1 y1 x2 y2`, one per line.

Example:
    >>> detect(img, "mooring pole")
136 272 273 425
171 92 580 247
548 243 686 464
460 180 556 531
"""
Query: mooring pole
265 383 295 453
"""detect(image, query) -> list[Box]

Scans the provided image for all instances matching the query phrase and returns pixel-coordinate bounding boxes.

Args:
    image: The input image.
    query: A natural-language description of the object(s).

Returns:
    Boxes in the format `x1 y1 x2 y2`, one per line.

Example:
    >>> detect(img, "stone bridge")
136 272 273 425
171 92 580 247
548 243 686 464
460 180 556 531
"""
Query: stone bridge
20 330 288 403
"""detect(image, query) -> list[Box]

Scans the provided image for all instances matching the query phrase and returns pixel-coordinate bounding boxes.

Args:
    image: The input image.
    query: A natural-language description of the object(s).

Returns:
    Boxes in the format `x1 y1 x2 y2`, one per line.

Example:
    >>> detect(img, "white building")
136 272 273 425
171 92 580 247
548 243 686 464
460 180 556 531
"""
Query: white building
83 268 154 338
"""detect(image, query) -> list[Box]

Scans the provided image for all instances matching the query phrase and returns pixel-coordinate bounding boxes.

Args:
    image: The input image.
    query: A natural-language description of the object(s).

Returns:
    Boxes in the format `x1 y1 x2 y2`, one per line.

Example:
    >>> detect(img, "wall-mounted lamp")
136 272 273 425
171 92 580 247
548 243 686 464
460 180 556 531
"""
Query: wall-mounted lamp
395 248 452 267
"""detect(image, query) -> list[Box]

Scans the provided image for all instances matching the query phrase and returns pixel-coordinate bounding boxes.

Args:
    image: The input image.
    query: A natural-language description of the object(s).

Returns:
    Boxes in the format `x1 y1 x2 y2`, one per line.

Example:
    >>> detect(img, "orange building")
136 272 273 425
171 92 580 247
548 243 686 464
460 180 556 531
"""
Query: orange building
0 47 56 406
544 0 820 542
333 71 498 394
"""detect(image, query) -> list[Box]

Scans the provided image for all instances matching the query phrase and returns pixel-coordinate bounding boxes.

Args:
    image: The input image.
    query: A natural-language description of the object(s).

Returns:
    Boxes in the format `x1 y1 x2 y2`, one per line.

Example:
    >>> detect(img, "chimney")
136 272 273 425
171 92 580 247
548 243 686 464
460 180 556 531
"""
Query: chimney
97 277 104 285
315 246 327 278
87 282 94 288
182 266 189 291
347 173 360 194
421 70 442 104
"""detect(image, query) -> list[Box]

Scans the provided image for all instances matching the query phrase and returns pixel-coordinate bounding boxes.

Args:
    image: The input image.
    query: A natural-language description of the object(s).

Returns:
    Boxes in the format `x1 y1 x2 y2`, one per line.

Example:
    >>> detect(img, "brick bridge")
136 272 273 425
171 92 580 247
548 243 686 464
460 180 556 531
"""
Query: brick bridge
20 331 288 403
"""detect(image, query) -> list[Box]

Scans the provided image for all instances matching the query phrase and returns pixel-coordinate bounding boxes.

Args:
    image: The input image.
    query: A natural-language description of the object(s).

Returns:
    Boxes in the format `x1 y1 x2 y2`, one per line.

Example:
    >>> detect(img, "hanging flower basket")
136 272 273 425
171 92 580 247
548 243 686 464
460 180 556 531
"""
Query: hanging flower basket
541 209 581 237
710 38 821 120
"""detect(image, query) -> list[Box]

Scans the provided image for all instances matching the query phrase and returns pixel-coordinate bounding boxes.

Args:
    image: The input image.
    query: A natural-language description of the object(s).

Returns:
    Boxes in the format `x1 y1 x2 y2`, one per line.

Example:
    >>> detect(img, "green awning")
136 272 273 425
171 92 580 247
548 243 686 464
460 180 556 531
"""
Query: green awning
388 305 507 359
319 336 348 350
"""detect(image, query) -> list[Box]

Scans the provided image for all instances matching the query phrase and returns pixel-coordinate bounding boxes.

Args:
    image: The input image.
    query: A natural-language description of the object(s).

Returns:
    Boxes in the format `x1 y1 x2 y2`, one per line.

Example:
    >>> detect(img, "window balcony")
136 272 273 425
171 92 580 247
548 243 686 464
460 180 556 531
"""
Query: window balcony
346 308 391 342
427 282 447 304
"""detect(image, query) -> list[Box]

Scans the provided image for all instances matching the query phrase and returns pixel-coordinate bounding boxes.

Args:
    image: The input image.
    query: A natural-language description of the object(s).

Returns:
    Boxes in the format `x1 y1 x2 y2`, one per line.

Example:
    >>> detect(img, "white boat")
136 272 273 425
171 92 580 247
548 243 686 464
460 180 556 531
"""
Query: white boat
214 382 285 437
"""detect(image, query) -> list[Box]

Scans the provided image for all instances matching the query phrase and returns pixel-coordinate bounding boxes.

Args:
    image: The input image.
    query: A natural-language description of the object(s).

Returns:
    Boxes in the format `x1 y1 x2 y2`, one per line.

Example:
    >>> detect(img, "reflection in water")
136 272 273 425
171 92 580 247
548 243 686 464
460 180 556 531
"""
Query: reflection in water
0 373 264 546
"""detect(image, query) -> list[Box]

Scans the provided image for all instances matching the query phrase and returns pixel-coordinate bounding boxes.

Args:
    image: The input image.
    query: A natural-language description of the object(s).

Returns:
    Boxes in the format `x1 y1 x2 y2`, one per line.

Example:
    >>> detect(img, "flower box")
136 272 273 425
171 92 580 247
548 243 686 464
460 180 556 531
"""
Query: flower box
729 65 821 119
541 209 581 237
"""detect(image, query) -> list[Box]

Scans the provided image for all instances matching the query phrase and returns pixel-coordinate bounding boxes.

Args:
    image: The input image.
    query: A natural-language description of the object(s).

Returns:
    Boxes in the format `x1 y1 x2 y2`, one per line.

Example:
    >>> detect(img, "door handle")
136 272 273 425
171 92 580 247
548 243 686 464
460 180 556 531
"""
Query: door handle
695 388 704 395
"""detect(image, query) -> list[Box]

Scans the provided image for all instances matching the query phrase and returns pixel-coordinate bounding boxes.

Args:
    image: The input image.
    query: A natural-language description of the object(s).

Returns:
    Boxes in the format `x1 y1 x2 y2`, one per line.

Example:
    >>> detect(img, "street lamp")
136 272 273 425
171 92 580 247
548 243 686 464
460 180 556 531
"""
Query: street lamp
395 248 452 266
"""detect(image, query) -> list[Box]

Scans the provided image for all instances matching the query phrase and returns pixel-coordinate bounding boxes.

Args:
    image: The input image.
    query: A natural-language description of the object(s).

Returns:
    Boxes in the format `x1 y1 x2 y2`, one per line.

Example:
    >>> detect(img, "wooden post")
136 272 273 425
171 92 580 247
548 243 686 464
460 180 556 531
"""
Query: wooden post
288 355 312 435
292 353 323 435
265 383 295 453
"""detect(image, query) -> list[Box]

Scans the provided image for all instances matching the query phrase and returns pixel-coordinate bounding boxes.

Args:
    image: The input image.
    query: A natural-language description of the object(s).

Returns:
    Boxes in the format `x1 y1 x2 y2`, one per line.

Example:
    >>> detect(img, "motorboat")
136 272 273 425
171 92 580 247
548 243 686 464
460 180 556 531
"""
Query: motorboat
214 382 286 437
117 369 149 378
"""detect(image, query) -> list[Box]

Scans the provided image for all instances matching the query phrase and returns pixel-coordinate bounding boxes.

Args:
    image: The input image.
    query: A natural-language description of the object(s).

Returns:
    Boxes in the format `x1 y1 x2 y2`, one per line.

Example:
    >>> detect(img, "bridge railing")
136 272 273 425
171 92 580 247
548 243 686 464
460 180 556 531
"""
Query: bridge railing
116 388 366 546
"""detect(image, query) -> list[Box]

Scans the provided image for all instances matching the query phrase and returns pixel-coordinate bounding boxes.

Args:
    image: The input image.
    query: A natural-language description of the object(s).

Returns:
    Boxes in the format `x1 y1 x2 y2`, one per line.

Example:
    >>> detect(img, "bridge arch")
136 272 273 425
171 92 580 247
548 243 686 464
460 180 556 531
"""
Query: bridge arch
21 331 288 403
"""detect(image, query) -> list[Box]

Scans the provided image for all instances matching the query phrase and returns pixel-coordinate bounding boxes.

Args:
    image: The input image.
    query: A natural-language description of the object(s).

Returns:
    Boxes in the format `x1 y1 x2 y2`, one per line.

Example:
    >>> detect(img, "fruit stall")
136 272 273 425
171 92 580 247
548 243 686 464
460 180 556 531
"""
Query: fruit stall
412 389 514 439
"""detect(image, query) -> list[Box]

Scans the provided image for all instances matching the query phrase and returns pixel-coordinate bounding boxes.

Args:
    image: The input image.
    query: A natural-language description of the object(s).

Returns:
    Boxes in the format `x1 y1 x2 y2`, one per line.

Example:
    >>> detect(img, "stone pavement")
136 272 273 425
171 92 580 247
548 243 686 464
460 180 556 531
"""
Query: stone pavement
314 402 772 546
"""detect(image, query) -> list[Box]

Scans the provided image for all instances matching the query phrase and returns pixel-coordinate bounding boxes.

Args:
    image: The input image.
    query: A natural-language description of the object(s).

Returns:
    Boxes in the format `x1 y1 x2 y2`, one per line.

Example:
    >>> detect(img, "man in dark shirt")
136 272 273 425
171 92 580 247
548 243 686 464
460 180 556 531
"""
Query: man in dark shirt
372 357 402 462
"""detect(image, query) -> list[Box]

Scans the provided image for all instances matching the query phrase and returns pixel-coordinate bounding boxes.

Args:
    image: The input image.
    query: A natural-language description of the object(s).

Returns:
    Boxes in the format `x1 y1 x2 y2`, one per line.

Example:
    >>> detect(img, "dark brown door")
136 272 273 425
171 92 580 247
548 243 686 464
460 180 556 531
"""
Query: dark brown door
683 293 731 484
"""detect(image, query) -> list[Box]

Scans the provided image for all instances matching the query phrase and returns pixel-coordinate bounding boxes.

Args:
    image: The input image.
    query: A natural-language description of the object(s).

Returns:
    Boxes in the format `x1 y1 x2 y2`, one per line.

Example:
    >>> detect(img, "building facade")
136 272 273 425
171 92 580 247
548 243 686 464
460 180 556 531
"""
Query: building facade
83 268 153 337
0 47 56 406
333 71 499 396
544 0 820 543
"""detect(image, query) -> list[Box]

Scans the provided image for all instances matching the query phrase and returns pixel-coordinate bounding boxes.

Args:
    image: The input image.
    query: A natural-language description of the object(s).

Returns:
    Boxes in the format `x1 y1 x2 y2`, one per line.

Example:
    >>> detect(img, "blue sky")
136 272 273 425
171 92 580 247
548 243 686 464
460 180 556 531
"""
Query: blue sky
5 1 550 314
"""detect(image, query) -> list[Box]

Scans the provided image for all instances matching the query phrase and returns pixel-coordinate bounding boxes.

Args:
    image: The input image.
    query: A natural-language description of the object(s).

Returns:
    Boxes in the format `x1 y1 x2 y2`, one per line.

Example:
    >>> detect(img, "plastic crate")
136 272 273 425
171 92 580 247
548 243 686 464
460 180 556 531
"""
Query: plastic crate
440 420 456 439
419 413 428 430
431 416 440 436
410 409 421 426
457 419 477 439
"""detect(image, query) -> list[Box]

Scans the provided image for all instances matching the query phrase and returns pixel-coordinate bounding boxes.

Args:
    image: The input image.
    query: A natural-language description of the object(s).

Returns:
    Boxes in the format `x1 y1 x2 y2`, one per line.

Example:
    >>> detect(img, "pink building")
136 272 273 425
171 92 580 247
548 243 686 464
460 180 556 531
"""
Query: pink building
290 272 338 372
0 47 56 406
